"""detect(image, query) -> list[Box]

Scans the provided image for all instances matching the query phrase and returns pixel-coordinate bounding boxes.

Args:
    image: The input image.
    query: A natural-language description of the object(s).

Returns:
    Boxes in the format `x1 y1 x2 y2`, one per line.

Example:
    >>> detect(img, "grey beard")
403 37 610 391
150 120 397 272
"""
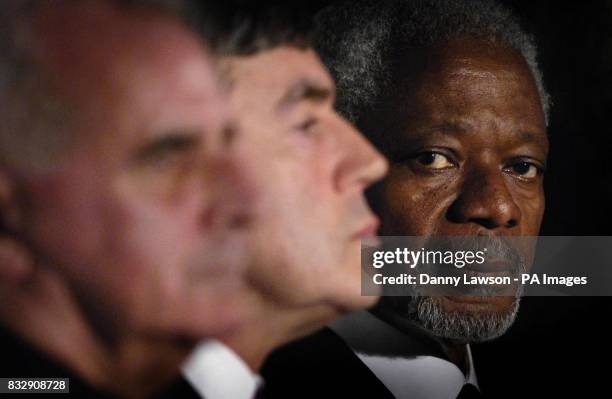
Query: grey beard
378 235 529 343
407 295 521 344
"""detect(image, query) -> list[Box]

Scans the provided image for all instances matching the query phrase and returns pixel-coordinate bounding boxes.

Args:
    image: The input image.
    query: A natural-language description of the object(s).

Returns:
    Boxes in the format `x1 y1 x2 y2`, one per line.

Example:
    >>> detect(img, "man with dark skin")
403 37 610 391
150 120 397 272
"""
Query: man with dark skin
263 1 550 397
365 37 547 365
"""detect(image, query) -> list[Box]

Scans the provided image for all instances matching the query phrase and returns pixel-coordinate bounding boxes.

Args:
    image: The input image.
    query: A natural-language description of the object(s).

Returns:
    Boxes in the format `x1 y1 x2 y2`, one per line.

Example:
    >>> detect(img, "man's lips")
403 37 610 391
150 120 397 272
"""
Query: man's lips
441 295 514 305
463 258 515 273
351 217 380 240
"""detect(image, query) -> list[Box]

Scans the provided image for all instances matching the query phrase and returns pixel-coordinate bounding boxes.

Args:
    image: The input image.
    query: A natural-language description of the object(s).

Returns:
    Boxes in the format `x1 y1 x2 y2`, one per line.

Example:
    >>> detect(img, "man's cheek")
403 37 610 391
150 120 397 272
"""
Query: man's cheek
379 176 442 235
21 176 107 269
513 188 545 234
110 195 200 291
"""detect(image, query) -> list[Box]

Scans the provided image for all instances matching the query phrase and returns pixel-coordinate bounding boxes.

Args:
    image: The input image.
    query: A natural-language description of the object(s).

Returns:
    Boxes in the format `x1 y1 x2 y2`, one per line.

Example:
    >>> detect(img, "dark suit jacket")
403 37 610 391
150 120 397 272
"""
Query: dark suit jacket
0 326 115 398
472 296 609 398
263 298 610 399
0 326 200 399
262 327 395 399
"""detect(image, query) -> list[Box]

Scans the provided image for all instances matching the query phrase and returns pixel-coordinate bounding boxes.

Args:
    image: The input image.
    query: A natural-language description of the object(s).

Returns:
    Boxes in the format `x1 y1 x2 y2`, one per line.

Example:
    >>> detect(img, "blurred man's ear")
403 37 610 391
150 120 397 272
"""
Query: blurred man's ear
0 169 33 283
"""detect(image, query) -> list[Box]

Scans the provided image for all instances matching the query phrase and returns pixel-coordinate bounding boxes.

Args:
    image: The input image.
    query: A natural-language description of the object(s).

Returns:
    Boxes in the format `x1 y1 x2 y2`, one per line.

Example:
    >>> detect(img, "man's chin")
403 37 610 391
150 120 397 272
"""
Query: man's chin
343 292 380 313
409 295 521 344
332 280 380 314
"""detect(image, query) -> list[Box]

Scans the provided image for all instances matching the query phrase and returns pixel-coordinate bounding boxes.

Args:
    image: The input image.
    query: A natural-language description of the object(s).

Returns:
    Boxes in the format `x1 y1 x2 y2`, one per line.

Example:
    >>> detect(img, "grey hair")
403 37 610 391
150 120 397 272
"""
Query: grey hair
315 0 551 126
0 0 196 170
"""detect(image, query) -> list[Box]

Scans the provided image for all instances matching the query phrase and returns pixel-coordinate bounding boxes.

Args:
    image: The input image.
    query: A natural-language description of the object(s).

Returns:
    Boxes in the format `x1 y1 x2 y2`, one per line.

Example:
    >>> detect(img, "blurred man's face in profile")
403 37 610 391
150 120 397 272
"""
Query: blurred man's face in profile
7 1 256 339
368 37 548 342
222 46 387 316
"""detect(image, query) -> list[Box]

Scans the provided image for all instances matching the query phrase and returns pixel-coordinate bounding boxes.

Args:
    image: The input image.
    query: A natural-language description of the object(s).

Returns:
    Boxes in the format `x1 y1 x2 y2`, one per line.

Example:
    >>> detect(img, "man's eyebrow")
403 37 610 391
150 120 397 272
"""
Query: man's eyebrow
275 78 333 111
518 131 545 143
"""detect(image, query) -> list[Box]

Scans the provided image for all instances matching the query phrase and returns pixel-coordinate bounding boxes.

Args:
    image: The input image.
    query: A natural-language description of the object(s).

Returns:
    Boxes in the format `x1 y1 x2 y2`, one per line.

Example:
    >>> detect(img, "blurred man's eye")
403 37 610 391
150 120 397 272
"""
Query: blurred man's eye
135 134 199 168
293 117 318 135
414 152 455 169
126 133 203 201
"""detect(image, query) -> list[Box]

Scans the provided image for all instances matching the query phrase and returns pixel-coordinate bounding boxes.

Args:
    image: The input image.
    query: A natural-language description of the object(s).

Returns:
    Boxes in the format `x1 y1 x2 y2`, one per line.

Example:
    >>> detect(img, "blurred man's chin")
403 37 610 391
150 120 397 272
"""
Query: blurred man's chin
332 264 380 313
341 292 379 313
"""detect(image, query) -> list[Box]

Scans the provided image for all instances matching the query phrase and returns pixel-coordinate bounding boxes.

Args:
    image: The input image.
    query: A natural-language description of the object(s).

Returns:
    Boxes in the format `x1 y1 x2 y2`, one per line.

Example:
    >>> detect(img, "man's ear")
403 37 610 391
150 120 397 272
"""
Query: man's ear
0 169 33 283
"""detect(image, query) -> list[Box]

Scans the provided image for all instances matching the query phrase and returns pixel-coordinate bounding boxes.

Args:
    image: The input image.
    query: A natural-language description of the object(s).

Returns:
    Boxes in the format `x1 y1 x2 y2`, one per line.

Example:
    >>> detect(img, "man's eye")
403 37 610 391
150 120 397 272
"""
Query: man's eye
134 135 199 173
414 152 454 169
295 117 317 134
506 161 542 179
135 135 198 167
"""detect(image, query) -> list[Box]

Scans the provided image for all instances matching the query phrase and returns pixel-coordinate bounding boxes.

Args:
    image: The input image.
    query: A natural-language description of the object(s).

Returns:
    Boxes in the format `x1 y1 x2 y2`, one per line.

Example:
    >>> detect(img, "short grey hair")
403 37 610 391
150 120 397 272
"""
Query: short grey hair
0 0 197 170
314 0 551 126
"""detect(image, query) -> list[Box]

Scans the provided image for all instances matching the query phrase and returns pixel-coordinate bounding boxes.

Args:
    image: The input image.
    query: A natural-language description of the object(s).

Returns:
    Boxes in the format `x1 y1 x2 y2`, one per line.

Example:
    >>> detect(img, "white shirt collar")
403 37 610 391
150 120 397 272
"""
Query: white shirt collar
465 344 478 387
182 340 262 399
331 310 478 399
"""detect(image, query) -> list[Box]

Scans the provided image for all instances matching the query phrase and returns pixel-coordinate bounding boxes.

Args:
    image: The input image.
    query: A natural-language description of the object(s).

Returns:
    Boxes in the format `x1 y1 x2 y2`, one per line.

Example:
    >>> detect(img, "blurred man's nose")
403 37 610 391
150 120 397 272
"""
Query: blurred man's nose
447 168 521 230
334 119 388 193
201 154 257 232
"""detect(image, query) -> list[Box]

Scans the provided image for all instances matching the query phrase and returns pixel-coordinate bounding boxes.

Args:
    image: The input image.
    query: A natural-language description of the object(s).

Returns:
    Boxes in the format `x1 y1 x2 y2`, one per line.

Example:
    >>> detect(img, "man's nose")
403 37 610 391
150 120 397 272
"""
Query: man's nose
201 154 256 232
335 119 388 192
447 169 521 230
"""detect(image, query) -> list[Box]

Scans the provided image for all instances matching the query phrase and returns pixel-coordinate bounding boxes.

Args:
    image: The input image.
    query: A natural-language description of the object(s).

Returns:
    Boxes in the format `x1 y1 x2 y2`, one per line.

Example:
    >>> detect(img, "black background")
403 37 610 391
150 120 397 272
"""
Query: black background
505 0 612 236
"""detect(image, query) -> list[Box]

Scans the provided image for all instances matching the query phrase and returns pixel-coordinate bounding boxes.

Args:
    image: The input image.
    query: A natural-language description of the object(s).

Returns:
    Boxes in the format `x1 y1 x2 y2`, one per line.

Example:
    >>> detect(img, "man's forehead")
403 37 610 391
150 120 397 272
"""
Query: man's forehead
393 38 538 98
223 46 334 104
35 1 210 95
398 45 545 126
420 76 547 140
422 50 537 94
25 0 228 152
423 37 530 70
400 118 548 147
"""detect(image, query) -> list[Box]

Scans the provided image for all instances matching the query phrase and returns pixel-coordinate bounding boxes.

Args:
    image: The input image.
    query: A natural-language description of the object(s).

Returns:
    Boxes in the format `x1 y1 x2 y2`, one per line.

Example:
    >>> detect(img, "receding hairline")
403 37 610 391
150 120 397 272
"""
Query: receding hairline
0 0 201 170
